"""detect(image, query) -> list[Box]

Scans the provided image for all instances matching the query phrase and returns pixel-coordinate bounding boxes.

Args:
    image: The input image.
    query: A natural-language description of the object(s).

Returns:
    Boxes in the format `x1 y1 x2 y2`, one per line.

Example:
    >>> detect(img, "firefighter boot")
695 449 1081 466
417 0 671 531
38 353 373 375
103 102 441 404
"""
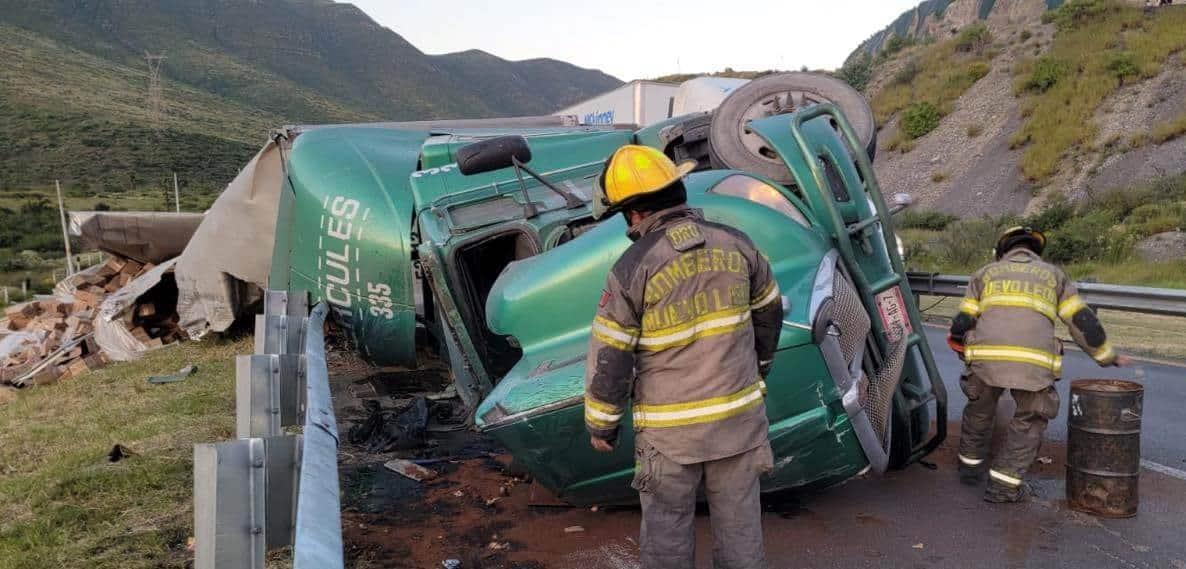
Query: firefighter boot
984 469 1033 503
957 458 986 486
984 481 1033 503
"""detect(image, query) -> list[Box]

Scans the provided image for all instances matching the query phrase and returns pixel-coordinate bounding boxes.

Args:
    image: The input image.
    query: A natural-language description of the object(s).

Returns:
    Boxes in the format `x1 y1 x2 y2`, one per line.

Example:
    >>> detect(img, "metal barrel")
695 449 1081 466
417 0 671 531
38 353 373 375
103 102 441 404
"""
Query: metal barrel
1066 379 1143 518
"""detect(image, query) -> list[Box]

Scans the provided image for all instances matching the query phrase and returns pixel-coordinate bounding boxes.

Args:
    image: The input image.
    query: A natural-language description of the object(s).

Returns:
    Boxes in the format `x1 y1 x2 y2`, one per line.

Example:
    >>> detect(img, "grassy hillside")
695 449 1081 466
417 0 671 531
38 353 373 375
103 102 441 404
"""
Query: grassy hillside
0 0 621 197
1010 0 1186 182
871 24 996 152
898 171 1186 287
0 0 620 122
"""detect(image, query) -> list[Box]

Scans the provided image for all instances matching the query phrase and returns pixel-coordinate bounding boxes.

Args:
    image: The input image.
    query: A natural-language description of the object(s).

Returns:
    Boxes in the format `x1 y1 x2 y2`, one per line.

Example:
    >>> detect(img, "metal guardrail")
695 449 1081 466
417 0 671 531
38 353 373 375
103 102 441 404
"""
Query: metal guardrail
293 302 343 568
907 273 1186 317
193 290 344 569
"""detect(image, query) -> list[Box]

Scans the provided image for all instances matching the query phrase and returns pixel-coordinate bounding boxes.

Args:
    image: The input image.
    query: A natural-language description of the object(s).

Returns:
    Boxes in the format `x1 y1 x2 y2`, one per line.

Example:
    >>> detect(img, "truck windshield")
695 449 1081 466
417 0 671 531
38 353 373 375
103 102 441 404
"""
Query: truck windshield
709 174 810 227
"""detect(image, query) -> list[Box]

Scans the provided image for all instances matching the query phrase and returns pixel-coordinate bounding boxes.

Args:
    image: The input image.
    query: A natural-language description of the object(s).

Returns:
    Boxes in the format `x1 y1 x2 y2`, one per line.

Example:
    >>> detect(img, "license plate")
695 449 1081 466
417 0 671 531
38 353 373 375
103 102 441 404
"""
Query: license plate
875 286 913 343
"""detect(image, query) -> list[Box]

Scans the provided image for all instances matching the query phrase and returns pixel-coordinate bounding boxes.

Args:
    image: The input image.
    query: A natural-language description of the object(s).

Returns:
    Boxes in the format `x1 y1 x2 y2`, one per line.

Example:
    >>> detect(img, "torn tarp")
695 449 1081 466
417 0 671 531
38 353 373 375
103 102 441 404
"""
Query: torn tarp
69 212 204 265
94 259 178 361
174 138 284 339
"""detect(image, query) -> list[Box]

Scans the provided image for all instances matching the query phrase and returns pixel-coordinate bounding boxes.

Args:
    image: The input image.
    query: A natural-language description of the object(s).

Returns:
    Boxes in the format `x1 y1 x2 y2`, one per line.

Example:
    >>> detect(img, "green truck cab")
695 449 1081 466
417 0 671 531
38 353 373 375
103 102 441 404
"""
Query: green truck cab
270 74 947 505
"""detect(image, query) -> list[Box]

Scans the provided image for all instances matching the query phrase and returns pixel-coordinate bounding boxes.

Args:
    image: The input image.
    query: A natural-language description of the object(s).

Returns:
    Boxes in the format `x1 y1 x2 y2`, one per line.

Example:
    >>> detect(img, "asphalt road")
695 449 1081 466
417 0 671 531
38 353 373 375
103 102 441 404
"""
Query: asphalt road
922 326 1186 472
339 328 1186 568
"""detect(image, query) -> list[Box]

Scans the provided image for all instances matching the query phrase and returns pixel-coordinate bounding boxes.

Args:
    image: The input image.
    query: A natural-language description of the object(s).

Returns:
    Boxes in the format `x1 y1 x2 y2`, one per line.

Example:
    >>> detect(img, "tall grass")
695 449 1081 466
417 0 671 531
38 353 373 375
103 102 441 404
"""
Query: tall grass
873 26 995 149
1012 0 1186 182
901 172 1186 282
1150 109 1186 144
0 336 252 569
872 28 1000 126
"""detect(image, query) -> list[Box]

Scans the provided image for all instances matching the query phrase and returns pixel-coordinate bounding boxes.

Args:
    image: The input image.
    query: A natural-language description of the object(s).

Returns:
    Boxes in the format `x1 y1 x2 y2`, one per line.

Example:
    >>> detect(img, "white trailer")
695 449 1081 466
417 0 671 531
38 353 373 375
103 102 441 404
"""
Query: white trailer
557 77 752 127
556 80 680 127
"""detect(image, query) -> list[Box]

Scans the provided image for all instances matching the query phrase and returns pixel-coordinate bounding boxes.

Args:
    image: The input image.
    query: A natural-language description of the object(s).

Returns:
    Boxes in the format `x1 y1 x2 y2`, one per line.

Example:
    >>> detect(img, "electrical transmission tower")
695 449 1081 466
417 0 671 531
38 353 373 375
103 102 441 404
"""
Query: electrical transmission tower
144 52 166 130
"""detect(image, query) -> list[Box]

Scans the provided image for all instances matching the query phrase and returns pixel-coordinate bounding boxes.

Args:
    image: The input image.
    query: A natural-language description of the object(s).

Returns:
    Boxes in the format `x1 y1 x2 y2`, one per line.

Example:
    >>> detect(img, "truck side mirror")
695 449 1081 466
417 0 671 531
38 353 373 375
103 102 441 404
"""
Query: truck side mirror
456 135 533 175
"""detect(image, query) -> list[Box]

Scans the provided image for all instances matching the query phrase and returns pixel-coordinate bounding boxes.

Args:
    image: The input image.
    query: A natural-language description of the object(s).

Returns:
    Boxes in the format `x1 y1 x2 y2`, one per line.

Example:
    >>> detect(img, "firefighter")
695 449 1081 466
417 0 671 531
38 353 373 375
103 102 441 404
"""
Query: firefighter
584 145 783 569
949 226 1130 503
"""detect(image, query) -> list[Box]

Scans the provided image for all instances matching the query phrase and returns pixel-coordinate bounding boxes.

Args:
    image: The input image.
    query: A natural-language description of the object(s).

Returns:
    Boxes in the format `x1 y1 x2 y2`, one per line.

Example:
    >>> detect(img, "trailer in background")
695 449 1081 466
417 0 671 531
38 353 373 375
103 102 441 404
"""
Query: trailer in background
556 76 755 127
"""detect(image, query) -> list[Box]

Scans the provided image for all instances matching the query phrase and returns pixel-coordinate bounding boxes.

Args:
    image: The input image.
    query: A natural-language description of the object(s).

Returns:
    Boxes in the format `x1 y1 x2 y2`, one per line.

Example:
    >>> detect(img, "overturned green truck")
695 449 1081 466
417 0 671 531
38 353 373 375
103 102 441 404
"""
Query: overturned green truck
267 73 947 505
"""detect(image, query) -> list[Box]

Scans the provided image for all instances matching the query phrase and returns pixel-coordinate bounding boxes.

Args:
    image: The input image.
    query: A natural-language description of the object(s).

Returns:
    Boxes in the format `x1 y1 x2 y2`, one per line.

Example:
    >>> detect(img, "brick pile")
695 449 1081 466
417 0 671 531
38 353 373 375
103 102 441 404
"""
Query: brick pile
0 255 187 387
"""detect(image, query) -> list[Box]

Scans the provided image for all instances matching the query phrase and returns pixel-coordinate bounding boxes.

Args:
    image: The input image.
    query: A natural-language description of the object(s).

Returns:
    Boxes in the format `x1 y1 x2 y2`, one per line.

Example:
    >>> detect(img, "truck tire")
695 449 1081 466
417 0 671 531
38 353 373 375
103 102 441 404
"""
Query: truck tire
708 72 876 184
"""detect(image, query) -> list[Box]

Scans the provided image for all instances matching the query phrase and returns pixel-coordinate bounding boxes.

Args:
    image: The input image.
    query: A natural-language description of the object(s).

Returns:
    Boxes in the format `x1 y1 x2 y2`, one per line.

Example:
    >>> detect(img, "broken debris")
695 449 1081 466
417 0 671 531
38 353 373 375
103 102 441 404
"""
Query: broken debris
384 458 438 482
348 397 429 452
108 444 139 463
0 253 189 390
148 364 198 385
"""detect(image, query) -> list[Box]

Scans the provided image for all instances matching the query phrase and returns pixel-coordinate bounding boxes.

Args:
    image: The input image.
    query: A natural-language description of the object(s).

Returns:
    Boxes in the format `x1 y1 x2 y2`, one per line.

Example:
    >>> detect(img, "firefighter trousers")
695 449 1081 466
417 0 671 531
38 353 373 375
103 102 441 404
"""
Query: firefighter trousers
633 439 773 569
957 370 1060 489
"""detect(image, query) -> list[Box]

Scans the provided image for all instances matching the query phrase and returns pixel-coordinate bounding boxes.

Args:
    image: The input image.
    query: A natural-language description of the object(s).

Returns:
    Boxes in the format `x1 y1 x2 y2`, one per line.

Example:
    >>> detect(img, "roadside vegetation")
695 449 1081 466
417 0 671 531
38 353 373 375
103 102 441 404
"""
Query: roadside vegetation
897 172 1186 288
0 190 218 301
1010 0 1186 182
0 335 251 569
871 23 996 153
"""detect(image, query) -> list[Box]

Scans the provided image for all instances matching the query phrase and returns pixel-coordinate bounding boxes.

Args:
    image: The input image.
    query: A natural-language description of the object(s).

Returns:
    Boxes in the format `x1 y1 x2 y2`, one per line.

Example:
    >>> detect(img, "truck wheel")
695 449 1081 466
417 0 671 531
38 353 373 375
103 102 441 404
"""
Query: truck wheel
708 72 876 184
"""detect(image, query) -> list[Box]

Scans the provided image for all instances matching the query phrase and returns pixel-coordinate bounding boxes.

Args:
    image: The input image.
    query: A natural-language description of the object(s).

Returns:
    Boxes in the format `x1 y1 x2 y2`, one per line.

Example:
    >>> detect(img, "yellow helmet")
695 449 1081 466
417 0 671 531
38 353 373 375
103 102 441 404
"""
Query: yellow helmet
995 226 1047 259
592 145 696 220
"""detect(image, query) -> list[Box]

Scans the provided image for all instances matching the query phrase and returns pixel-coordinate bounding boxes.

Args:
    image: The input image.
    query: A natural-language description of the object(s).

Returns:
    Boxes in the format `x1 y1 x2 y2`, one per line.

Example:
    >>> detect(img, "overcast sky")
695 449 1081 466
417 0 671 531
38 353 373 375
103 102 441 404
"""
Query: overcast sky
351 0 922 81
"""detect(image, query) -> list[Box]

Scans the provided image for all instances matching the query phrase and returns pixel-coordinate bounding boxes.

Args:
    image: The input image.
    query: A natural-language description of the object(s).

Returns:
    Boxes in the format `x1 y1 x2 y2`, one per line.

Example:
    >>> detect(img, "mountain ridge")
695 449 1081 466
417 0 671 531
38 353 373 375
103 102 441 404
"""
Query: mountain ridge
0 0 621 197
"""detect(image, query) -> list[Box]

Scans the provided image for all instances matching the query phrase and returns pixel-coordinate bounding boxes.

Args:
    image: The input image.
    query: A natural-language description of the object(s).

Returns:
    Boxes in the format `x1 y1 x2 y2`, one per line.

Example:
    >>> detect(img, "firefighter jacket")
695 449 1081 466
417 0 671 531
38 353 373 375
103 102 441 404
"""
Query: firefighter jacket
950 247 1116 391
583 205 784 465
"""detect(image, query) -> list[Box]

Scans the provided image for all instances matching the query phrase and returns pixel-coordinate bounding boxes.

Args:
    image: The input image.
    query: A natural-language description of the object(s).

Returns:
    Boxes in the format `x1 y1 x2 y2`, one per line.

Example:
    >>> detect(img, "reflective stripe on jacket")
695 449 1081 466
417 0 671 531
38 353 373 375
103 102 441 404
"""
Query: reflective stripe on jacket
584 205 784 464
953 248 1115 391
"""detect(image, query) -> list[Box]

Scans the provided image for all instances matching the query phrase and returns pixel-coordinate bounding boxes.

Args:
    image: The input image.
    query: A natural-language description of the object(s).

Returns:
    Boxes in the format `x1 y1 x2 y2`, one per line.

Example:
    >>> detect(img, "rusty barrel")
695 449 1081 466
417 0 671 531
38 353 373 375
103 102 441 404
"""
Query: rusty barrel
1066 379 1143 518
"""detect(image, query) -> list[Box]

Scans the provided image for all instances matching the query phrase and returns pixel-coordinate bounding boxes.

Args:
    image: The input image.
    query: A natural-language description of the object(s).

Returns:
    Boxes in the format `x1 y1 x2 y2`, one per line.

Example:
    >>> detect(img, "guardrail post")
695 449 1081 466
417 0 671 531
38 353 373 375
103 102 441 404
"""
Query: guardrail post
193 438 267 569
236 355 281 439
194 289 328 568
194 435 302 568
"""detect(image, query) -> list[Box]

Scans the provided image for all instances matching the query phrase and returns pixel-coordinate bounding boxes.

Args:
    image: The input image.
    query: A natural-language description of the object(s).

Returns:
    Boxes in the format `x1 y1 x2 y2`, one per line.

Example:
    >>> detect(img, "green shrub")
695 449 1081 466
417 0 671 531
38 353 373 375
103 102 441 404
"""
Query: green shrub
1023 194 1076 231
883 35 914 57
901 102 942 139
954 23 992 53
1045 210 1123 264
1044 0 1121 31
898 210 959 231
892 59 922 86
837 54 874 91
1106 51 1140 84
1023 57 1069 93
1125 202 1186 237
965 61 991 82
1087 173 1186 219
935 217 1007 269
1020 29 1033 42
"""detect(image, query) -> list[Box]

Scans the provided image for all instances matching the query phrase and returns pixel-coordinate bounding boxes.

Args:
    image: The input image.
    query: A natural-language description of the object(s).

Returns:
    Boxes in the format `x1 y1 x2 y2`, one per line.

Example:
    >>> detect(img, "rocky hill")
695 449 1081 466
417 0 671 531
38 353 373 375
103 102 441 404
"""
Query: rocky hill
0 0 621 197
845 0 1186 216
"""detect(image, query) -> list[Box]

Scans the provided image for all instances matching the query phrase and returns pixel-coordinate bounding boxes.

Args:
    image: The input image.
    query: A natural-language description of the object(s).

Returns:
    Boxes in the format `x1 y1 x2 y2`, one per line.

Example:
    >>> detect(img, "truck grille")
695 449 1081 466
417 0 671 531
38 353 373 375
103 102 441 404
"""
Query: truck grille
831 272 905 448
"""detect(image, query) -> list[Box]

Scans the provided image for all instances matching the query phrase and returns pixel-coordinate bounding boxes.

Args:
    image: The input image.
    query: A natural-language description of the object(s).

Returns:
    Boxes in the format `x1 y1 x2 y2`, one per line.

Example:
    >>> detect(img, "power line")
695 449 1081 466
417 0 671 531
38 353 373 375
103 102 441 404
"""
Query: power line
145 51 166 130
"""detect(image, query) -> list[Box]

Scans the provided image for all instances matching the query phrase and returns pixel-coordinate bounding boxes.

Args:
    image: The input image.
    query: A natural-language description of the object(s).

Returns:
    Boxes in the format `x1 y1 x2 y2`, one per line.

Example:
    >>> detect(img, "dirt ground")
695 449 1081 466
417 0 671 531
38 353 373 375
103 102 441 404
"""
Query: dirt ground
330 348 1186 569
